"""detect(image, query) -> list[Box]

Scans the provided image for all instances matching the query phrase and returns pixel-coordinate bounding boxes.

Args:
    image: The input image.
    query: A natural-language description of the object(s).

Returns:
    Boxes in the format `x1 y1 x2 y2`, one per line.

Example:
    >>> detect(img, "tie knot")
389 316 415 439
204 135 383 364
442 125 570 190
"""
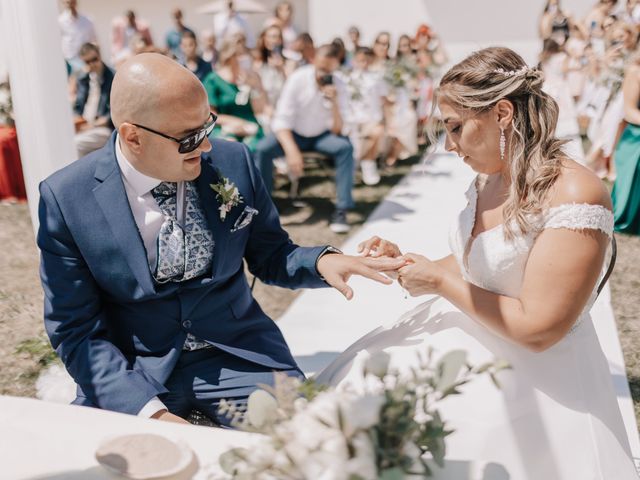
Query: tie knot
151 181 177 201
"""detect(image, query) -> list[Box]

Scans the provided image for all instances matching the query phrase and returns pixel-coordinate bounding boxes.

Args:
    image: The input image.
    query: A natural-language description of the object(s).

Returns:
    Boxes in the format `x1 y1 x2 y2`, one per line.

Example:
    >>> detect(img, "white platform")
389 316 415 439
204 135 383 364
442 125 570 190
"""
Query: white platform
0 395 256 479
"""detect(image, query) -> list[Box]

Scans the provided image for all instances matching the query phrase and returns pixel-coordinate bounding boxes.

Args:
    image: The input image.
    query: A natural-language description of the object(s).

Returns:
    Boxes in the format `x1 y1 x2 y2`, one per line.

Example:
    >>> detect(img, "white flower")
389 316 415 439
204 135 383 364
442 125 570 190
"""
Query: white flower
218 204 230 221
246 390 278 429
365 350 391 378
345 432 377 480
210 173 243 221
342 394 385 437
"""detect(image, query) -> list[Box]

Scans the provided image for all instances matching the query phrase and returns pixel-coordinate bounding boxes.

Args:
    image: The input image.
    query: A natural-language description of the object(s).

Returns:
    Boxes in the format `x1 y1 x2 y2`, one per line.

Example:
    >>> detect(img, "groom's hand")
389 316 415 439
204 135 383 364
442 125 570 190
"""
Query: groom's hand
317 254 406 300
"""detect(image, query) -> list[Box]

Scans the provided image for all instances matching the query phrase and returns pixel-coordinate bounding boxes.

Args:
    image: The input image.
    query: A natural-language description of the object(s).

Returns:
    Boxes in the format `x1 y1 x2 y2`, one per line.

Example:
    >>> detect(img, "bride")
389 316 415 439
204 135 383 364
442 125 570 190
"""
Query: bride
359 47 638 479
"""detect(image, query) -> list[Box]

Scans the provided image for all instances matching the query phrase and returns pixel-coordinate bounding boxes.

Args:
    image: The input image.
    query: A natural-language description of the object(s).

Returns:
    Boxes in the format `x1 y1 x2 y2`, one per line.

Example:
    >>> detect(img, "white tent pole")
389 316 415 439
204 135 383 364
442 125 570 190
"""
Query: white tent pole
0 0 76 237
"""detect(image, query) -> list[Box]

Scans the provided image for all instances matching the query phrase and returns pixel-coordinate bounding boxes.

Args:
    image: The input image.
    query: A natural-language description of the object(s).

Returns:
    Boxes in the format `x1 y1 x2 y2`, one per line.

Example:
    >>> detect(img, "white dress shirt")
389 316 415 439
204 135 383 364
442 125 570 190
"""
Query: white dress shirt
115 136 188 418
58 10 97 60
115 136 187 270
271 65 348 137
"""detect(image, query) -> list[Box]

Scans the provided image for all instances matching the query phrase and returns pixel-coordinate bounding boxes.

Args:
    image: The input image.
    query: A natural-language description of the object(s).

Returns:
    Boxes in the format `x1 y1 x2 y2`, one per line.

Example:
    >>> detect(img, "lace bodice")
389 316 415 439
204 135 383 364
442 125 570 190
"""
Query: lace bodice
449 177 614 324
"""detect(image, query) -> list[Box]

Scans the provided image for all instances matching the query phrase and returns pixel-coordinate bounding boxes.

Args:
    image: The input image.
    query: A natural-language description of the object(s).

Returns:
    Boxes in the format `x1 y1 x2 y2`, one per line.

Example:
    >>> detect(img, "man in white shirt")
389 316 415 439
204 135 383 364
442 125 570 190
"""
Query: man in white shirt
58 0 97 73
254 44 355 233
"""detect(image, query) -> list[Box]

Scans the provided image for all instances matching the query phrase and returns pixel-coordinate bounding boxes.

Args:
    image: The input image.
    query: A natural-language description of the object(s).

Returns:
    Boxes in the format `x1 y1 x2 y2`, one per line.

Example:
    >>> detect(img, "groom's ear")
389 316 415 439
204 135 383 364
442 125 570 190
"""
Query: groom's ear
118 123 143 154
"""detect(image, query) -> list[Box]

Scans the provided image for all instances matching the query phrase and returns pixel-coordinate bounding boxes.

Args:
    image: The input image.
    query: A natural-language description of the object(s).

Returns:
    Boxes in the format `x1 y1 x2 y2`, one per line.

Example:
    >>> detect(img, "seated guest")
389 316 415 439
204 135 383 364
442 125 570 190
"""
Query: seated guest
203 40 266 151
371 31 391 73
254 44 355 233
345 26 361 66
344 47 389 186
396 34 417 65
253 25 287 115
264 1 298 54
179 31 212 83
165 8 194 61
73 43 114 158
285 32 315 75
200 29 219 67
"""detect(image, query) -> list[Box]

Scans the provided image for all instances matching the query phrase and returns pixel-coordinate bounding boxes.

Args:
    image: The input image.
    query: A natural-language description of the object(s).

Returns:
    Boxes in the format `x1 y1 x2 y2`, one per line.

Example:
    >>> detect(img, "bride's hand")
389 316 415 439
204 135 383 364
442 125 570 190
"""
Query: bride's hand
357 236 403 258
397 253 445 297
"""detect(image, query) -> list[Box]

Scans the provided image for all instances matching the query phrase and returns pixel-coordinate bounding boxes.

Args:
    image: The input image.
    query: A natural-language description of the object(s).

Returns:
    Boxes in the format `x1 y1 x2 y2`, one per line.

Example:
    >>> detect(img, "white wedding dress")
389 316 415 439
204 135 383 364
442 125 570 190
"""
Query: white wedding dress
422 177 638 479
316 174 638 479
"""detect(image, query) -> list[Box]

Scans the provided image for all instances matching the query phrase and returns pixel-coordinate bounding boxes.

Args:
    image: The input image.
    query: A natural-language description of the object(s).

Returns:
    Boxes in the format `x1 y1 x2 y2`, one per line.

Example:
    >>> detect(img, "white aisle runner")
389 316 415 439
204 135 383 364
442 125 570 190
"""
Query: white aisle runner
277 149 640 470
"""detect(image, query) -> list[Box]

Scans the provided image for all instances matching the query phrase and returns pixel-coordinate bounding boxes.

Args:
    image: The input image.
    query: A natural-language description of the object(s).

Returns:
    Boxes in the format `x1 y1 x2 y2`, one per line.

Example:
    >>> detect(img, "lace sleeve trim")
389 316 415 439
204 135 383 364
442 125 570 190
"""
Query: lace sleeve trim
544 203 614 235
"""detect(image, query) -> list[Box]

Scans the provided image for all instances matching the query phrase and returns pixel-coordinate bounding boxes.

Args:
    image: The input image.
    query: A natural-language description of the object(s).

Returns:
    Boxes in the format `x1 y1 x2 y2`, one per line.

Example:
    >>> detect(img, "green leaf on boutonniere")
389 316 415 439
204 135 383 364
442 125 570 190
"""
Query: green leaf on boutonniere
210 171 243 221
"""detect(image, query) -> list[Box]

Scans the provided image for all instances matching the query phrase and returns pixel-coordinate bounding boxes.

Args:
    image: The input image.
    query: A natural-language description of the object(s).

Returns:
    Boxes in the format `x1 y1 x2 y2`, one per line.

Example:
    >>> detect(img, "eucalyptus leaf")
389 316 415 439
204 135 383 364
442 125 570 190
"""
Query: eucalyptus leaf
435 350 467 393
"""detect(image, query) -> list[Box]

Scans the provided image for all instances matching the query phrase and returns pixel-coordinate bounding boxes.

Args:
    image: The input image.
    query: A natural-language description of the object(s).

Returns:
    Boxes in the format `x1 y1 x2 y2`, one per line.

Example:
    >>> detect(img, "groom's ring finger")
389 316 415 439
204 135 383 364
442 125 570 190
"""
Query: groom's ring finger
358 265 393 284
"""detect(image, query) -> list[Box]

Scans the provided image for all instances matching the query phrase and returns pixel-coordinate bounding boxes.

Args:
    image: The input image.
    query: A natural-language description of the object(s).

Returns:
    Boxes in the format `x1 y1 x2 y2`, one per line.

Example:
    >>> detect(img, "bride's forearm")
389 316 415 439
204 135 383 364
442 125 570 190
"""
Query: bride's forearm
435 254 460 278
436 270 563 352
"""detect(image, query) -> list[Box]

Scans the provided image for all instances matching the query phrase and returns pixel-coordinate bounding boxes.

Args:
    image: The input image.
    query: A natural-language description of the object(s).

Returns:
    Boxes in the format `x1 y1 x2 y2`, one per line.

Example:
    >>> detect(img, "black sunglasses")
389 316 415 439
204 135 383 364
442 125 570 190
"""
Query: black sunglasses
132 112 217 154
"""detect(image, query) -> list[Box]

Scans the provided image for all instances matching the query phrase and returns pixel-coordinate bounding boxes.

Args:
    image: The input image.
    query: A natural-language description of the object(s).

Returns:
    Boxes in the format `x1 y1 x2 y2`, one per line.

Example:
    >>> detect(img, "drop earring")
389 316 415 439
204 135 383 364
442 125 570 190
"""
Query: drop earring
499 127 506 161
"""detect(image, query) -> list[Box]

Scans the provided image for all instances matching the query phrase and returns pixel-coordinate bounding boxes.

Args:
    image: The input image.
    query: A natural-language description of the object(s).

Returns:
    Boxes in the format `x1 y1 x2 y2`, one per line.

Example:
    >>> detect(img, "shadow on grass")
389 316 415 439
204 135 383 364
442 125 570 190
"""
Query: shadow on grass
271 153 425 228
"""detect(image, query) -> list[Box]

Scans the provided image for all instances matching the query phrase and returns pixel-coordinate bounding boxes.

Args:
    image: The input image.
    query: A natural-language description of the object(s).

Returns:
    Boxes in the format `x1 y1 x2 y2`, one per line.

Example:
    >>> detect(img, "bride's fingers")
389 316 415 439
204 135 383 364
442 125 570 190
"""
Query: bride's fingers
359 256 406 271
357 236 381 256
400 253 422 264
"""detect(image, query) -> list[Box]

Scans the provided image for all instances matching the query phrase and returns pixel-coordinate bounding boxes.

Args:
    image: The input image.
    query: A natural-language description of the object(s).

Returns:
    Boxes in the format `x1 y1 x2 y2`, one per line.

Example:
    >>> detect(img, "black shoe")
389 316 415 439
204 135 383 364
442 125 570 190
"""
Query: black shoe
329 209 350 233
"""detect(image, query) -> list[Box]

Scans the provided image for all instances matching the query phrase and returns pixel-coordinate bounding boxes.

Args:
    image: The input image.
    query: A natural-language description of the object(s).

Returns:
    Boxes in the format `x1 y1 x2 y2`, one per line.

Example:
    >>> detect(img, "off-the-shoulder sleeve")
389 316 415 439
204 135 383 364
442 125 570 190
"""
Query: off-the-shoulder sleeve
543 203 614 236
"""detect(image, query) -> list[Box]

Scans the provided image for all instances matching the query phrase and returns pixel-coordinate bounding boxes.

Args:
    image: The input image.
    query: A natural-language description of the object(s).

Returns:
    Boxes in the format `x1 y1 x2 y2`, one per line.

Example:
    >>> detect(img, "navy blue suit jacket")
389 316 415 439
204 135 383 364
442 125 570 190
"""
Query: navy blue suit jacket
37 133 328 415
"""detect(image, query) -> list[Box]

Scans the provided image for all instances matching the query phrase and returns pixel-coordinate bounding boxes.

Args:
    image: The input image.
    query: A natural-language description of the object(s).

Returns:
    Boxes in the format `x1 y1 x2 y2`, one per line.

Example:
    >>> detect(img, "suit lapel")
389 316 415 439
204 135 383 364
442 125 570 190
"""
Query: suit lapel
196 160 229 279
93 134 156 296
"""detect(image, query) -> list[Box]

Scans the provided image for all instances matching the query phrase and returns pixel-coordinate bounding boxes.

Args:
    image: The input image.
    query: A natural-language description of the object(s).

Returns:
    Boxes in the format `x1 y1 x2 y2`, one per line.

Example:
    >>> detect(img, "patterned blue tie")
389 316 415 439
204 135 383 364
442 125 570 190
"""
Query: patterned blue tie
151 181 214 283
151 181 215 351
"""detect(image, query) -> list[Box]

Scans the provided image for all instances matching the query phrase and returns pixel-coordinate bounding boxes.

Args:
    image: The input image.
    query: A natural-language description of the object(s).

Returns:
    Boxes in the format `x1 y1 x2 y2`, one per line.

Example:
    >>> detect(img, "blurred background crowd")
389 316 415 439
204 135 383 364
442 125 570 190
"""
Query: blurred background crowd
0 0 639 233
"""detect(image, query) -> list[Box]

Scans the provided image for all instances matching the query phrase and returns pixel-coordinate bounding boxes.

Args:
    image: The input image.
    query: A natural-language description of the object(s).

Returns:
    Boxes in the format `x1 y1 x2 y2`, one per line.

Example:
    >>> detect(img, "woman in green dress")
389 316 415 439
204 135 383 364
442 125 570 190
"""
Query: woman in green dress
203 38 266 151
611 59 640 234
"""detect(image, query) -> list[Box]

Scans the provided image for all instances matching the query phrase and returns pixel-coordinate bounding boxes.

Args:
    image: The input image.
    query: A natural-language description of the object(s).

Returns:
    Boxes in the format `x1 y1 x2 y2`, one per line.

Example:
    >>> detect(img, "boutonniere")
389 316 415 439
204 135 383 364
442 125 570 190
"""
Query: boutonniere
210 173 243 221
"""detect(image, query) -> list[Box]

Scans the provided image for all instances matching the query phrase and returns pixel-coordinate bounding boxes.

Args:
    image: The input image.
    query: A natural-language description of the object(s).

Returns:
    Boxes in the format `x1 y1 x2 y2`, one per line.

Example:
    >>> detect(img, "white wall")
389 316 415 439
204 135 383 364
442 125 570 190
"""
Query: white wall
62 0 609 68
67 0 310 61
308 0 605 67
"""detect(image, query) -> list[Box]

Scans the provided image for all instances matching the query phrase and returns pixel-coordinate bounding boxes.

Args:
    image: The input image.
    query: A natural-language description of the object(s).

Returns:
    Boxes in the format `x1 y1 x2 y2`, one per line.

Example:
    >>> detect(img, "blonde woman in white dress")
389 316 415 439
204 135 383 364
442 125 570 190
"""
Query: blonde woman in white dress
359 47 638 479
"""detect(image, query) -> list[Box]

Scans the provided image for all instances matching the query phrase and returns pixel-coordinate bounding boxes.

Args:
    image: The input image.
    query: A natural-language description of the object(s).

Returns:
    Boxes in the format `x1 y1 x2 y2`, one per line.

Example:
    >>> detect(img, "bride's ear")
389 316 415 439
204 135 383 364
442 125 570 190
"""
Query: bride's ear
494 99 514 129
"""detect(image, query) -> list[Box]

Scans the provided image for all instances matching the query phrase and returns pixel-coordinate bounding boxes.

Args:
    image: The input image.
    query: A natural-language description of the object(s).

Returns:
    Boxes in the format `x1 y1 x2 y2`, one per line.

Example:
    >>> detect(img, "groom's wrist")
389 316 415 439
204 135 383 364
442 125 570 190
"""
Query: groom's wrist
315 246 343 281
138 397 168 418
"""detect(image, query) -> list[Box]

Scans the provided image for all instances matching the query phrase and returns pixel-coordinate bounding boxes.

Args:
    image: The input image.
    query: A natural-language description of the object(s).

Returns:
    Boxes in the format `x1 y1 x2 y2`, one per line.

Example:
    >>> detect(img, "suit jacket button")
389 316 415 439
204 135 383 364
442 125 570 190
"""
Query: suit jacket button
182 320 192 329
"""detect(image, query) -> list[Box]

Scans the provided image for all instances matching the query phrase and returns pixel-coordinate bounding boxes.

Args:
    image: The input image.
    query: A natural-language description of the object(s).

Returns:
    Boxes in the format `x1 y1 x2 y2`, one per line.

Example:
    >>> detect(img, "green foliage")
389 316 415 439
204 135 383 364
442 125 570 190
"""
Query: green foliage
219 346 510 479
15 336 57 367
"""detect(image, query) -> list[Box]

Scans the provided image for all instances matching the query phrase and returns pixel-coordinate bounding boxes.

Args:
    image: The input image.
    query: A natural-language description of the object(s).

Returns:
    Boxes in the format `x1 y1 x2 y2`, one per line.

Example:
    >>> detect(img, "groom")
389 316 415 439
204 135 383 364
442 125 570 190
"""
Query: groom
37 53 401 425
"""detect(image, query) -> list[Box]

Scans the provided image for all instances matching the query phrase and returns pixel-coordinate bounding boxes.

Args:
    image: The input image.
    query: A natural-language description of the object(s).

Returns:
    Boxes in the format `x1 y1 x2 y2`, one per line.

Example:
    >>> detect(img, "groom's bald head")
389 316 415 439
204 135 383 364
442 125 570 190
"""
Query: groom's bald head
110 53 208 130
110 53 212 183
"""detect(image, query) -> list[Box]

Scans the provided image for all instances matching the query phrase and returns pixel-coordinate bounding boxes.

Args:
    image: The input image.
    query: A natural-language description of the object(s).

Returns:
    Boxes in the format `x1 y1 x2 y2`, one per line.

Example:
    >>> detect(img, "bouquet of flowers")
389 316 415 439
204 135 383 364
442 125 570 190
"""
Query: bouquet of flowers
217 348 508 480
383 59 418 90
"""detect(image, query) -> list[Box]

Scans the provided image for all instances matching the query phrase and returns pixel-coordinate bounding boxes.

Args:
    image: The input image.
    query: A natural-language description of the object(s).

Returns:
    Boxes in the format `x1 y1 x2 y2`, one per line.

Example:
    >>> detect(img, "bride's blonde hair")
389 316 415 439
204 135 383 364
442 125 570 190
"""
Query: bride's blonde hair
429 46 568 239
